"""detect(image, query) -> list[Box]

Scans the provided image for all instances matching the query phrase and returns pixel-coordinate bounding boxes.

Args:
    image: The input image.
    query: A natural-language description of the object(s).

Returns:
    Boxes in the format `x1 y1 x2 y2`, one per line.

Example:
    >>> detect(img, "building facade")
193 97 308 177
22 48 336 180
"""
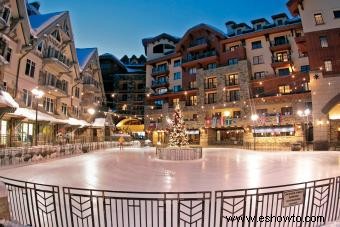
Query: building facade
99 54 146 136
288 0 340 150
143 17 312 148
0 0 106 146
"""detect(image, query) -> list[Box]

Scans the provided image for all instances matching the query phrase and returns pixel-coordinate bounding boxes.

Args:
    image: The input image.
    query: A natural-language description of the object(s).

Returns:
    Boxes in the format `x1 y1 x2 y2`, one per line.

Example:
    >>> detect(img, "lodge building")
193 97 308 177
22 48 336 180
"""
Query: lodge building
0 0 107 146
143 14 314 148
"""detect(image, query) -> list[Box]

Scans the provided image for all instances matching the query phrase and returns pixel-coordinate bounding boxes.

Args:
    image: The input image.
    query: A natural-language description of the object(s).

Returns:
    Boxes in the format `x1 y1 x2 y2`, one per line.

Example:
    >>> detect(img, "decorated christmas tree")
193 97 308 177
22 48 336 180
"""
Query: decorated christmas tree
168 104 189 147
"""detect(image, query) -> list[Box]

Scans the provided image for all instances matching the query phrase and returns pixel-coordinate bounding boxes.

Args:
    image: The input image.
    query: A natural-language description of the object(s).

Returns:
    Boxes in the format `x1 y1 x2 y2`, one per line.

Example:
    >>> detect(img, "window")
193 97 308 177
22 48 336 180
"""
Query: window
253 71 265 80
226 74 239 86
236 29 242 35
72 106 80 117
334 10 340 19
121 94 127 101
172 98 180 106
173 85 181 92
174 60 181 67
43 97 55 113
320 36 328 48
0 7 11 23
278 68 290 76
75 87 80 98
37 42 43 53
189 81 197 89
25 59 36 78
256 24 262 30
188 67 196 75
324 60 333 72
251 41 262 49
205 92 217 104
154 100 164 107
173 72 181 80
228 45 239 52
257 109 268 116
275 52 289 62
281 107 293 115
22 89 32 107
205 77 217 89
227 90 240 102
253 55 264 65
137 83 144 90
277 19 283 26
188 95 197 106
61 103 67 115
278 85 291 94
233 111 241 118
254 87 264 96
228 58 238 65
207 63 217 69
5 48 11 62
314 13 324 25
302 82 310 91
300 65 310 73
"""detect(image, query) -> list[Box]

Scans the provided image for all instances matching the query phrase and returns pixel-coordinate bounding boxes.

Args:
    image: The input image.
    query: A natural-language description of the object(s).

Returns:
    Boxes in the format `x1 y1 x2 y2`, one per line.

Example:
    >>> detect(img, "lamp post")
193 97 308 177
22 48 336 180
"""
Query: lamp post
297 108 311 151
251 114 259 150
31 88 44 146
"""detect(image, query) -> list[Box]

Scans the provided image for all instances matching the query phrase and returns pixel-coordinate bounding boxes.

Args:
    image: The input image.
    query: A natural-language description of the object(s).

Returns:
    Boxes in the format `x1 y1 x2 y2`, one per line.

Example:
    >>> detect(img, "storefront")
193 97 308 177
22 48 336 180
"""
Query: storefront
209 128 244 145
186 129 200 145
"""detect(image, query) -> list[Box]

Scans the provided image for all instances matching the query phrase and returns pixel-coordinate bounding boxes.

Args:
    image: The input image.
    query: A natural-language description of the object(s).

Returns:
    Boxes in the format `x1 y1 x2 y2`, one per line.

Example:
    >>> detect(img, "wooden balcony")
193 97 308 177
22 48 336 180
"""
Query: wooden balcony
151 66 169 77
187 40 209 52
271 56 292 69
270 39 291 52
223 46 247 61
182 50 217 68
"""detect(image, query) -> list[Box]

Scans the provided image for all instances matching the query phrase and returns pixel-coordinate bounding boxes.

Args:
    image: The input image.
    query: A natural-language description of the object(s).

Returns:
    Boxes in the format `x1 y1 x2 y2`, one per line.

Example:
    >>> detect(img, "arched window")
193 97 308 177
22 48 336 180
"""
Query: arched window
153 44 164 53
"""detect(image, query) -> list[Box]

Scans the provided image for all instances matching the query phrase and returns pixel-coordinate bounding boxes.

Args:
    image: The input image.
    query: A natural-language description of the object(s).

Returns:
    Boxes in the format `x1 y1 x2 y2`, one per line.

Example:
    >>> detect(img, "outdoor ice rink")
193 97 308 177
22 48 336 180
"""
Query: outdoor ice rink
0 147 339 192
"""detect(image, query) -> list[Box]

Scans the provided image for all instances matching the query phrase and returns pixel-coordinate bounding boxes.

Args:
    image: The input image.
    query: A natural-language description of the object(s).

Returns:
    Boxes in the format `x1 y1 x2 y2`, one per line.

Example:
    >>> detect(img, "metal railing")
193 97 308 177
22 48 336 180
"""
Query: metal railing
156 146 203 160
0 176 339 226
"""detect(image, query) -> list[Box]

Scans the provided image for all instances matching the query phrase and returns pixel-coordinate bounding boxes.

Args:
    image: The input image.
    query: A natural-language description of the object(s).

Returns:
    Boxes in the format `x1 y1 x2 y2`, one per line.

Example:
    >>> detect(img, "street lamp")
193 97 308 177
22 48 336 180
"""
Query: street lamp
87 108 96 115
297 108 311 151
251 114 259 150
31 88 44 146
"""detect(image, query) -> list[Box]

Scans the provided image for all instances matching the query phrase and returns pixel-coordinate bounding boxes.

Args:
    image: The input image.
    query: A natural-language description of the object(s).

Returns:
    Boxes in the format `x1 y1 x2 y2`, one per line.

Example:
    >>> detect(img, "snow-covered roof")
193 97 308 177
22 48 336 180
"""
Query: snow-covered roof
67 118 91 127
0 91 19 109
76 48 97 72
91 118 106 128
29 12 65 35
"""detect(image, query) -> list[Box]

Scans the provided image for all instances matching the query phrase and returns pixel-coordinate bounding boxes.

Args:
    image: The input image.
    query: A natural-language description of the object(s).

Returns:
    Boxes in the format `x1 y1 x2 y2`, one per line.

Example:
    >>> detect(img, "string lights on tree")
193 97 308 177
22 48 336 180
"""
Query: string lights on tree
167 104 189 147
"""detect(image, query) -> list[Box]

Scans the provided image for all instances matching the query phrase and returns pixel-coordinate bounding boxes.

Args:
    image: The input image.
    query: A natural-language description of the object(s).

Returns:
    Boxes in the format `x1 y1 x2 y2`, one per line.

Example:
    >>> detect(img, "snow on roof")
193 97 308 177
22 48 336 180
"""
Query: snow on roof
0 91 19 108
29 12 65 35
67 118 91 127
76 48 96 72
14 108 64 123
91 118 106 128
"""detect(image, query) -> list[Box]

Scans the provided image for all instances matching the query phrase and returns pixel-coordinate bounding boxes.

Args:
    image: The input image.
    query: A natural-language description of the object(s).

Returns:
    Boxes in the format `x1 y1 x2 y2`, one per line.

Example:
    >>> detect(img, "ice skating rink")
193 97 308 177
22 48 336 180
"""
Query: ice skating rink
0 147 339 191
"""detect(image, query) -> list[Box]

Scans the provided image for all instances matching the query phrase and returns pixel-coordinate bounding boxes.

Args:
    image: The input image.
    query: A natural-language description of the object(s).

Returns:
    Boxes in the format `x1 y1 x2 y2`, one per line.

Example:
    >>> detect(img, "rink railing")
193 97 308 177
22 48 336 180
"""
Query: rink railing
0 141 141 167
0 176 339 227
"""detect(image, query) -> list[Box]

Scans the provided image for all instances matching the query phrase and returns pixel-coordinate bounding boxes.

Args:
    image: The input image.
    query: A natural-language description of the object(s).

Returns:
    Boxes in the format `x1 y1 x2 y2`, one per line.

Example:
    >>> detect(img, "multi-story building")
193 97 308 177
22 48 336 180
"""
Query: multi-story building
143 17 312 148
100 53 146 117
0 0 106 146
287 0 340 150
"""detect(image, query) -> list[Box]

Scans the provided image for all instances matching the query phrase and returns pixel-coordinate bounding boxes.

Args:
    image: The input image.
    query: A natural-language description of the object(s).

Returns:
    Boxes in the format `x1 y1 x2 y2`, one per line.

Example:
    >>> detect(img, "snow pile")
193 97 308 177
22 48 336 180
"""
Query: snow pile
91 118 106 128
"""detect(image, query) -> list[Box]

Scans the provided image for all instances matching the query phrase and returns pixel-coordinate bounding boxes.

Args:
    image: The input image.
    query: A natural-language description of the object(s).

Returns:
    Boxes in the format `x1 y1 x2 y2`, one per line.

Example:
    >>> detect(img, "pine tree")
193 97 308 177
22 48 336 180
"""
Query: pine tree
168 104 189 147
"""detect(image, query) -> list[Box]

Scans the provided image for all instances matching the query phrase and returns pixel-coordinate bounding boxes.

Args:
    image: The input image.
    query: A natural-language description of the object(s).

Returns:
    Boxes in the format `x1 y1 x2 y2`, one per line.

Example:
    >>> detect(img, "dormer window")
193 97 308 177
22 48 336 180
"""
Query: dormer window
51 30 61 42
0 7 11 24
236 29 242 35
256 24 262 30
277 19 283 26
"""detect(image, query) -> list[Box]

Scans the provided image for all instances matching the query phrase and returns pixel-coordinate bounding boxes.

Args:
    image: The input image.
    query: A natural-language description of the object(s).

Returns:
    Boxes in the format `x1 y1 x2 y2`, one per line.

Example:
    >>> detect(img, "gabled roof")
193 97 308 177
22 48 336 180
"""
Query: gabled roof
251 18 270 25
272 13 288 20
142 33 180 48
100 53 145 74
29 11 65 35
76 48 97 72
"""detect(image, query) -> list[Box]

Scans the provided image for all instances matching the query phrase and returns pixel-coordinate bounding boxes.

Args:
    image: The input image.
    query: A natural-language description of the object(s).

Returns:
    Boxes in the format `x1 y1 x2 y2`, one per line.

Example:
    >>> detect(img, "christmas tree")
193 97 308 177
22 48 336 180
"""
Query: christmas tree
168 104 189 147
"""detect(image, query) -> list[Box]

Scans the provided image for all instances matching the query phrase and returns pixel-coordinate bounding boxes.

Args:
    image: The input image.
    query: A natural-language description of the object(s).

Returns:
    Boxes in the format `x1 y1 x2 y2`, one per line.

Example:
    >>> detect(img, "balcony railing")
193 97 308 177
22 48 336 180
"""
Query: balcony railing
270 38 289 47
151 66 169 75
182 50 216 63
151 78 169 87
204 83 217 89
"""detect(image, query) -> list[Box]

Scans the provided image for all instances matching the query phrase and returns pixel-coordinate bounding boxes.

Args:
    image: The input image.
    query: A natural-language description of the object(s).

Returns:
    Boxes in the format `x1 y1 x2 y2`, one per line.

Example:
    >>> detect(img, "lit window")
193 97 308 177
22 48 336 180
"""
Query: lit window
320 36 328 48
314 13 324 25
324 60 332 72
188 67 196 75
278 85 291 94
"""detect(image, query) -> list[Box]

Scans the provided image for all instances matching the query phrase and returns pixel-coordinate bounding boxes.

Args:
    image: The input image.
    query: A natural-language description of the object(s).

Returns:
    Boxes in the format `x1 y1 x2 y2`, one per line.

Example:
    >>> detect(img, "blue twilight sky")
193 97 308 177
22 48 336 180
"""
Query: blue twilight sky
31 0 291 58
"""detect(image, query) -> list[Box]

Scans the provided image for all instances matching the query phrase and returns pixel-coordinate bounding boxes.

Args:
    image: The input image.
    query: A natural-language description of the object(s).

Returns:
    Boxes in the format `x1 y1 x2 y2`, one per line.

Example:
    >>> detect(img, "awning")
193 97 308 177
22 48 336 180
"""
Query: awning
13 108 64 123
0 91 19 109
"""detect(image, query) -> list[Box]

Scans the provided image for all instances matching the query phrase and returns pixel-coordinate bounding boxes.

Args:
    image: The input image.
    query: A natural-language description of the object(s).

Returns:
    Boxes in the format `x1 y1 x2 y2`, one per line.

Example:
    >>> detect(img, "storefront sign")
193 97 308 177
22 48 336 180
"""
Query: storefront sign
282 189 305 207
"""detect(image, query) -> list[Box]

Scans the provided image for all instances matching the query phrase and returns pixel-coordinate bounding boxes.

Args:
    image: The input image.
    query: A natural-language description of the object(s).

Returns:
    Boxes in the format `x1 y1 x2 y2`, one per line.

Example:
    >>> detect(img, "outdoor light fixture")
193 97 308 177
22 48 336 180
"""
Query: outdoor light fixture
87 108 96 115
224 111 231 117
251 114 259 121
31 88 44 146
